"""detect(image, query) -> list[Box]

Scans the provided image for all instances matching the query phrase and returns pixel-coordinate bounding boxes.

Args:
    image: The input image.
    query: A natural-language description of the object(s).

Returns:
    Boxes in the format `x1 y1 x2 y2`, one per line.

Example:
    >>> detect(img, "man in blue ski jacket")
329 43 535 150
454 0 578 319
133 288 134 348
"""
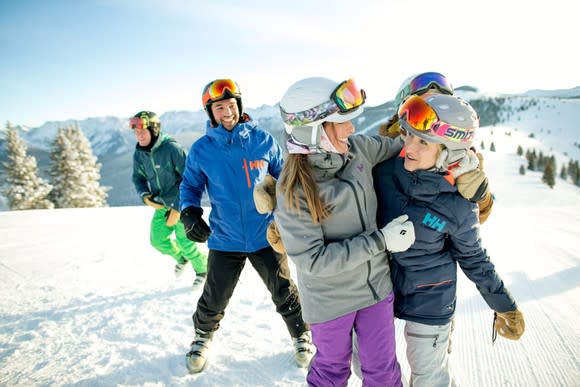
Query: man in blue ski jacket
179 79 313 374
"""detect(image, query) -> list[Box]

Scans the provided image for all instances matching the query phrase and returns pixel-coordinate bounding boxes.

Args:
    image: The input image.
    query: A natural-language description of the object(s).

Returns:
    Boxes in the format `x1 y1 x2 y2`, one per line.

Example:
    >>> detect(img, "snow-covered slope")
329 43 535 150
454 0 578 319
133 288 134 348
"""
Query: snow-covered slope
0 123 579 386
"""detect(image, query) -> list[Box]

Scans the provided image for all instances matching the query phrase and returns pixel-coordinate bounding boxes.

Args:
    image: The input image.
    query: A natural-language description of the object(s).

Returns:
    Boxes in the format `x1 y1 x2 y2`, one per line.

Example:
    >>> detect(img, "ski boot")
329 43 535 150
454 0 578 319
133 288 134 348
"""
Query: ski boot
293 330 315 368
186 329 212 373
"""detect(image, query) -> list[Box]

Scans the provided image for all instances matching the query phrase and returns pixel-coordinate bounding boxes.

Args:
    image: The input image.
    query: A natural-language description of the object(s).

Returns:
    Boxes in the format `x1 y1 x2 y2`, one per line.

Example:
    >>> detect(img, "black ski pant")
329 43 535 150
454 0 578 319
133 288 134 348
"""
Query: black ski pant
192 246 309 338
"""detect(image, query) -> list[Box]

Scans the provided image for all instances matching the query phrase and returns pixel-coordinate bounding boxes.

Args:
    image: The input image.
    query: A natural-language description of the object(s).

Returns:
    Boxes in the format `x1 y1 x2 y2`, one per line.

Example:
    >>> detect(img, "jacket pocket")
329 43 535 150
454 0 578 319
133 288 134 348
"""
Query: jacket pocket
406 332 440 348
396 263 457 318
400 262 456 295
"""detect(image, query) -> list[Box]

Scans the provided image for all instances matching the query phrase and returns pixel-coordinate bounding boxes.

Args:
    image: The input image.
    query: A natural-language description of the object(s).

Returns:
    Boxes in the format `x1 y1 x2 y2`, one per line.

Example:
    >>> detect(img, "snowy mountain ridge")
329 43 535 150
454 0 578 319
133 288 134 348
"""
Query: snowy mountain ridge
1 87 579 208
6 86 579 157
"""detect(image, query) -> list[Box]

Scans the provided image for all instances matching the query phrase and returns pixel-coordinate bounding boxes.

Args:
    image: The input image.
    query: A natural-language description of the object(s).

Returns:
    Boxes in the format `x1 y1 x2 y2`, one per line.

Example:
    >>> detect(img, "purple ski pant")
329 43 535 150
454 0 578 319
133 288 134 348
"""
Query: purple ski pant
307 293 402 387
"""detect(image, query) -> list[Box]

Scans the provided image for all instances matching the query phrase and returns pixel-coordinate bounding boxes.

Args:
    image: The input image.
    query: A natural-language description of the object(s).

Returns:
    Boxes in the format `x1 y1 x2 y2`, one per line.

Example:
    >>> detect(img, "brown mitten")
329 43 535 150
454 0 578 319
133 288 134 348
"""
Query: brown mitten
477 191 494 224
144 195 165 210
386 120 402 138
253 175 277 214
267 221 286 255
165 208 180 227
456 152 489 202
378 114 400 138
494 309 525 341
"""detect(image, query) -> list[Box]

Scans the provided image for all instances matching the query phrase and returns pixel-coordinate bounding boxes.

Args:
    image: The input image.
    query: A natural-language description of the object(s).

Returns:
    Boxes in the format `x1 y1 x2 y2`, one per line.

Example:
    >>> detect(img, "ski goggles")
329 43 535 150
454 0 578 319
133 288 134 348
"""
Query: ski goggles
280 79 366 126
129 116 150 130
398 95 475 143
331 79 366 113
395 72 453 107
202 79 241 106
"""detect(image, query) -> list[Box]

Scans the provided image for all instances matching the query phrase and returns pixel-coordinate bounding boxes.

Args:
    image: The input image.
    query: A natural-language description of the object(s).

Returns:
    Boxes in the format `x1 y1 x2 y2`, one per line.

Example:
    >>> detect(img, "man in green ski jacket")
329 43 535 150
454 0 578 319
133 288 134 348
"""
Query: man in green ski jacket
130 110 207 288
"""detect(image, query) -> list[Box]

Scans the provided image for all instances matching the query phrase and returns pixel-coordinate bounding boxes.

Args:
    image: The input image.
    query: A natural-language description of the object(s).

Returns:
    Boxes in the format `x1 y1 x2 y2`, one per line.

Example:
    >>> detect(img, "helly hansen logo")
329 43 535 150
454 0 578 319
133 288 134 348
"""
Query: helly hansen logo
422 212 446 232
249 160 265 170
242 159 265 188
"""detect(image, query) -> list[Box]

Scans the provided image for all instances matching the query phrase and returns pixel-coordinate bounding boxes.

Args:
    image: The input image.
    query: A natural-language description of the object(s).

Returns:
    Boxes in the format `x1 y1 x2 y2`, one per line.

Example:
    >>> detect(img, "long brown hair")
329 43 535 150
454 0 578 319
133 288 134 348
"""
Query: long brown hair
279 154 330 224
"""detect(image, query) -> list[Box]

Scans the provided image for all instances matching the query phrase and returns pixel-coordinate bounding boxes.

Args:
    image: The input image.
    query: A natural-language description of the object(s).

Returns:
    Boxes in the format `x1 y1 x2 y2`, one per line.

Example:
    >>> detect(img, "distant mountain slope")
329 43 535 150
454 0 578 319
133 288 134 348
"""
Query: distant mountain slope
1 88 579 209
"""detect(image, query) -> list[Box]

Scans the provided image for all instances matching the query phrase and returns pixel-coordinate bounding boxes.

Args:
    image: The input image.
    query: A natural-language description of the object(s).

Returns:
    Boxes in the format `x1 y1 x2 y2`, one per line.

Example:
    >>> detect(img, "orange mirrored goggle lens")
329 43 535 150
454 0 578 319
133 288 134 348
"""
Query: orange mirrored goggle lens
202 79 240 106
397 95 438 132
332 79 366 112
129 117 148 130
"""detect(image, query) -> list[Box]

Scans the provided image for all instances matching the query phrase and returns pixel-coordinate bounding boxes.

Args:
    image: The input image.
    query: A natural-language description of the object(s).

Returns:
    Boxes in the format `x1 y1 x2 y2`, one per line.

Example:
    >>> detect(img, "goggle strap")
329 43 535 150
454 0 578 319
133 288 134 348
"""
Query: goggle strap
311 125 319 146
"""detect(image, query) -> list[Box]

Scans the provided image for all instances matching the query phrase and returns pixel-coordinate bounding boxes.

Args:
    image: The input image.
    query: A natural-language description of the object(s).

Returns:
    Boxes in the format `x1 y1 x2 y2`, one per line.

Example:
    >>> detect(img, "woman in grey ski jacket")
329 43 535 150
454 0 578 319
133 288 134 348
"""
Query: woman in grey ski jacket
274 77 415 387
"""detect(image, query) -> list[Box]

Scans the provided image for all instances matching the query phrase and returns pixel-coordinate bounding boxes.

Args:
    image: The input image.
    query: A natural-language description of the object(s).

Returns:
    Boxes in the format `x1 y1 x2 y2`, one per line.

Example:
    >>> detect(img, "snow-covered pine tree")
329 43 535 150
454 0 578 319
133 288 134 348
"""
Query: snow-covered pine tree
542 156 556 189
527 152 537 171
2 122 54 210
49 127 79 208
49 125 109 208
66 124 109 207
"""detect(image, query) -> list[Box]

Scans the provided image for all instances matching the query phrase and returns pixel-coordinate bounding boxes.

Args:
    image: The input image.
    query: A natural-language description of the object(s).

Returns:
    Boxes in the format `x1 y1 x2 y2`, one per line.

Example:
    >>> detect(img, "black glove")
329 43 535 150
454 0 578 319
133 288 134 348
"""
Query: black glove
180 206 211 242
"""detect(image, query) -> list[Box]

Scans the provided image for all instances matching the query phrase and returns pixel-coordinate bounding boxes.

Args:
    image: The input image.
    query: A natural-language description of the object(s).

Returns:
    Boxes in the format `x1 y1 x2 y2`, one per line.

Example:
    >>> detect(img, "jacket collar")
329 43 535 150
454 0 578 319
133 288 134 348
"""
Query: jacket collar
205 114 256 143
308 151 350 181
393 157 456 203
136 132 170 152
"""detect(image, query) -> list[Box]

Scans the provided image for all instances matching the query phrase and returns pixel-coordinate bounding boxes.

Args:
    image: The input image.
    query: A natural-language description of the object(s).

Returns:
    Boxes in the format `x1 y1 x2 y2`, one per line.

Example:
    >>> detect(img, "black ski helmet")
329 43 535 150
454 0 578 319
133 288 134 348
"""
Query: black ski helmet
201 79 243 127
130 111 161 137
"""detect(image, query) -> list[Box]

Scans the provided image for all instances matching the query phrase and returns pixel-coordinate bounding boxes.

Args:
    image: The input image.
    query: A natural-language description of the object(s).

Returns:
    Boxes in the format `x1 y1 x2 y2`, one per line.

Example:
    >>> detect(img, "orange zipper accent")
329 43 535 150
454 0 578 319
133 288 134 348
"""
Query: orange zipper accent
416 280 453 288
243 159 251 188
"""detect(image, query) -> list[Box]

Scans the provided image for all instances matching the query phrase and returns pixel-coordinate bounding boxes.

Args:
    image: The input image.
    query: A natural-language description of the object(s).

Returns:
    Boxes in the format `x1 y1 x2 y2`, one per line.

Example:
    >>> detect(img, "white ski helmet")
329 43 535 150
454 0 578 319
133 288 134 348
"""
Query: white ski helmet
279 77 365 148
398 93 479 151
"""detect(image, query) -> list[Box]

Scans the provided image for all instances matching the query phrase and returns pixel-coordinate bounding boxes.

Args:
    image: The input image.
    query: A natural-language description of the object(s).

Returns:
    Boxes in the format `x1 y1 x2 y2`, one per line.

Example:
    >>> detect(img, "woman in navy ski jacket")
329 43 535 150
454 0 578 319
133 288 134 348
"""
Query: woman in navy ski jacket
373 93 525 387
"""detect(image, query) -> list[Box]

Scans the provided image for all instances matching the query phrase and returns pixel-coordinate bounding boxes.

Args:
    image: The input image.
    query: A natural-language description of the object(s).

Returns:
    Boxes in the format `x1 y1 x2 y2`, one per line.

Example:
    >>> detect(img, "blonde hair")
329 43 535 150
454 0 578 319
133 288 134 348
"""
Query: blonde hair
279 154 330 224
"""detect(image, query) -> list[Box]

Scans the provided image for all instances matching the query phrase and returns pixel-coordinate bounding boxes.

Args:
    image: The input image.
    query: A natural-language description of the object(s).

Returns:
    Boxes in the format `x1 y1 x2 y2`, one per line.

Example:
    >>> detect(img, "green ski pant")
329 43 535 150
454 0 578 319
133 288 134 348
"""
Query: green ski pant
150 208 207 274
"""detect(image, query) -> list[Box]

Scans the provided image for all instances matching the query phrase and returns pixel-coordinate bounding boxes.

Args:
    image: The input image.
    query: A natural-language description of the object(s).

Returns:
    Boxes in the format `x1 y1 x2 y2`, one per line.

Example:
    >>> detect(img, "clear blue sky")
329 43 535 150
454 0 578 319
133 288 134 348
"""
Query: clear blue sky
1 0 578 128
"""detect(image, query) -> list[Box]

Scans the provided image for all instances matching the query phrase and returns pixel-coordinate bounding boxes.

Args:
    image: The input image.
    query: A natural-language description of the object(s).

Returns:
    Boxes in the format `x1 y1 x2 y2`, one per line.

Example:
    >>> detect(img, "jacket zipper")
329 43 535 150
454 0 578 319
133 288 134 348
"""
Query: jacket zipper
416 280 453 288
149 152 162 199
337 174 380 301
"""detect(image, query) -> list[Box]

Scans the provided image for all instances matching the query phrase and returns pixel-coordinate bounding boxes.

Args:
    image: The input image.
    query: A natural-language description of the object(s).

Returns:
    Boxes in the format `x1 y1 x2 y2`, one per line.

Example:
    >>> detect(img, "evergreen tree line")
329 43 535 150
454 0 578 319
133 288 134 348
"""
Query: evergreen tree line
2 122 109 210
516 145 580 189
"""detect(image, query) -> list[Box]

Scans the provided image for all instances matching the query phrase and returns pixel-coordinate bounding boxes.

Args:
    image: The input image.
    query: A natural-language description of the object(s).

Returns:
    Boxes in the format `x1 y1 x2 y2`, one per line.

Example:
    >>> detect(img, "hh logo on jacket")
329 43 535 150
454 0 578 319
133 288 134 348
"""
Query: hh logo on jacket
242 159 265 188
422 212 447 232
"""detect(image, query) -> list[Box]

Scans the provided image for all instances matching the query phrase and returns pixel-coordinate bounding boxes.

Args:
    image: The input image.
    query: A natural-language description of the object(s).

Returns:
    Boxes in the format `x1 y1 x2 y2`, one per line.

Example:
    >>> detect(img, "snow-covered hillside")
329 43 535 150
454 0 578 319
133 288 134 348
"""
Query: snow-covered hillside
0 123 579 386
1 88 579 209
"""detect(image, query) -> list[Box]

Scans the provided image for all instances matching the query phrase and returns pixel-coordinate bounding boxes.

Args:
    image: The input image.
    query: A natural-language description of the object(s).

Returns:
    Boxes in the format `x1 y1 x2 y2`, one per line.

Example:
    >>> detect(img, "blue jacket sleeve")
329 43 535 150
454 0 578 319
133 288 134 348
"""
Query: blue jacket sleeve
450 202 517 313
180 144 206 210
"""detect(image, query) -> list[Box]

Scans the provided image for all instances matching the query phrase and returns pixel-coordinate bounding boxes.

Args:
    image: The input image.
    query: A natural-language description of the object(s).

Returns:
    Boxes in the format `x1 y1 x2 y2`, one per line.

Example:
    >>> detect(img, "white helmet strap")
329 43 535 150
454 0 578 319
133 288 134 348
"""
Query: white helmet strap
311 125 319 146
